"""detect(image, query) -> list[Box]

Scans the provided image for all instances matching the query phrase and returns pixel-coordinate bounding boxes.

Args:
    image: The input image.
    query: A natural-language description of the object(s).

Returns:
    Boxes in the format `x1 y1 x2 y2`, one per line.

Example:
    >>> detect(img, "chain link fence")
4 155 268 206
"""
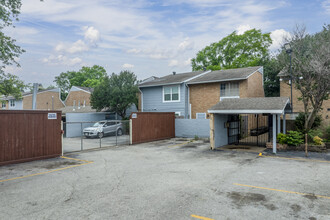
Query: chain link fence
63 120 130 153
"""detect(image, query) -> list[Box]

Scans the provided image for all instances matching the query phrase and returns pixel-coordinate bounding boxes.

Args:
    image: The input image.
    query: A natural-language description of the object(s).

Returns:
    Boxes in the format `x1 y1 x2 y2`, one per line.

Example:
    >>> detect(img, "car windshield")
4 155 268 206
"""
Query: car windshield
92 122 105 127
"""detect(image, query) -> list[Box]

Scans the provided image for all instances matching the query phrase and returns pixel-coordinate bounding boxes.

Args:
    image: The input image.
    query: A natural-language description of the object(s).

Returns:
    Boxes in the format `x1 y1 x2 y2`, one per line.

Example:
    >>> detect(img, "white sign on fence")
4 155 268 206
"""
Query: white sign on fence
48 113 57 120
132 113 137 119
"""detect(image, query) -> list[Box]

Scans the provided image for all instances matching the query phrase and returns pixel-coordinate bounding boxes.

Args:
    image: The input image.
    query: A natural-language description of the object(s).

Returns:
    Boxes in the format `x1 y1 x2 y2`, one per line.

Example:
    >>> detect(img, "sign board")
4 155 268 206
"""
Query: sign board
132 113 137 119
48 113 57 120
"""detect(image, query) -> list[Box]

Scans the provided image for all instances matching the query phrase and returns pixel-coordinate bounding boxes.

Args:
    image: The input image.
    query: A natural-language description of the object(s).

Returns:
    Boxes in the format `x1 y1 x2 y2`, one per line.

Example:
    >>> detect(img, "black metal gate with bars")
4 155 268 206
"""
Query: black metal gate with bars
227 114 273 147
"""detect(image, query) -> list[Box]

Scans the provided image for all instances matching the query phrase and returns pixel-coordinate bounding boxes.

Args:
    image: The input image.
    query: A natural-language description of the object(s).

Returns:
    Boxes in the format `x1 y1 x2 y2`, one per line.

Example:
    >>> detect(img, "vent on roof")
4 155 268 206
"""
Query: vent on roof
173 71 176 75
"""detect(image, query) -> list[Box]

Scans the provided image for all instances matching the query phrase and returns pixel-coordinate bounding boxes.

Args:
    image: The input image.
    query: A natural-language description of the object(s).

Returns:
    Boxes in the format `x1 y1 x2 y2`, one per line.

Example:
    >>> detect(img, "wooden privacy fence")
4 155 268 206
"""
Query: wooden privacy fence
0 110 62 166
130 112 175 144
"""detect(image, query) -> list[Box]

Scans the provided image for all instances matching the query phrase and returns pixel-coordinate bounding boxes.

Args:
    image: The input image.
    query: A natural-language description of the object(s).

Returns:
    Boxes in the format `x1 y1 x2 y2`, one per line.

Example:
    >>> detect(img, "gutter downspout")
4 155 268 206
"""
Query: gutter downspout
185 83 190 119
138 88 143 112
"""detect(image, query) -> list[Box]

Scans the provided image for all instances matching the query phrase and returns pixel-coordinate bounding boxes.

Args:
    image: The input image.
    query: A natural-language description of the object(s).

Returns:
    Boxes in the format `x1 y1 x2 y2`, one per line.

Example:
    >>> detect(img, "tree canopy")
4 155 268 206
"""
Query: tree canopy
279 24 330 155
191 29 272 71
91 70 139 119
54 65 107 99
0 0 25 73
0 72 26 99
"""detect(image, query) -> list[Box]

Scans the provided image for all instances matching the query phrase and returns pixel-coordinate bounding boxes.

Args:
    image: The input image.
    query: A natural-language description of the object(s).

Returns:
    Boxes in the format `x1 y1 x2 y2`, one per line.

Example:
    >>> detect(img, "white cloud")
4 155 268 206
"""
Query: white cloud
178 38 194 52
42 55 82 66
270 29 290 51
322 0 330 14
236 24 252 35
183 58 191 66
83 26 100 43
55 40 89 54
122 63 134 68
127 48 141 54
168 59 179 67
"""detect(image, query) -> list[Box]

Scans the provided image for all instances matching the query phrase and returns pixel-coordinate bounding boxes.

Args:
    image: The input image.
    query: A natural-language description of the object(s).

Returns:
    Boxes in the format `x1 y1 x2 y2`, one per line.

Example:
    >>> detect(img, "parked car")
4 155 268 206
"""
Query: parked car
83 121 123 138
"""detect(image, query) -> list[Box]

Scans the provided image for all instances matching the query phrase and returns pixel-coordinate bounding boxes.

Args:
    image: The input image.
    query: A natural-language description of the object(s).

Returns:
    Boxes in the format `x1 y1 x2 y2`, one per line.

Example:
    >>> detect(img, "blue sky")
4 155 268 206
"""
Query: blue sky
4 0 330 86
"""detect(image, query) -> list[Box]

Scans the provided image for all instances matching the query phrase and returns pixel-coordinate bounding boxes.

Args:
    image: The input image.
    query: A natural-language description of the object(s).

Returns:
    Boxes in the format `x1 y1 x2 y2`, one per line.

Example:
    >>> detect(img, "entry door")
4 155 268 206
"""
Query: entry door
228 115 240 145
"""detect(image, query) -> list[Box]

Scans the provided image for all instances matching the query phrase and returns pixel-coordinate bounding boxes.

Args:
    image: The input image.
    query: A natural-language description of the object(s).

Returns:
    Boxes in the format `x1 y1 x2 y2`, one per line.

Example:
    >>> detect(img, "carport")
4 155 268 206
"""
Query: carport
208 97 291 153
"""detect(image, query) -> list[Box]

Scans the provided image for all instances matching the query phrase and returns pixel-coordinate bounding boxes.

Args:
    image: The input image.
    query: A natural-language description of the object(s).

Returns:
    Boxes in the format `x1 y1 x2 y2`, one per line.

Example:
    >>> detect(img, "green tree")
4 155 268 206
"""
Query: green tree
191 29 272 71
263 57 281 97
0 72 26 99
0 0 25 73
91 70 139 119
280 25 330 156
54 65 107 100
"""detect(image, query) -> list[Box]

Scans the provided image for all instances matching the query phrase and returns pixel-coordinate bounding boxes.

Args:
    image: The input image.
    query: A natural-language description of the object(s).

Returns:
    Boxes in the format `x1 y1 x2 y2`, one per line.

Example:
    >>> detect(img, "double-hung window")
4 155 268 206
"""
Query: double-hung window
10 100 15 107
163 85 180 102
1 102 6 109
220 82 239 100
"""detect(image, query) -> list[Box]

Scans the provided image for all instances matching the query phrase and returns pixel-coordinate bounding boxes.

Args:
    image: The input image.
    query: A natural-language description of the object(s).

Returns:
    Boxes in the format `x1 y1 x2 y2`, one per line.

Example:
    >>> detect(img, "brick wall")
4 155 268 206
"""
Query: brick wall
189 71 264 119
189 82 220 119
23 92 64 110
65 91 91 106
247 71 264 97
280 80 330 125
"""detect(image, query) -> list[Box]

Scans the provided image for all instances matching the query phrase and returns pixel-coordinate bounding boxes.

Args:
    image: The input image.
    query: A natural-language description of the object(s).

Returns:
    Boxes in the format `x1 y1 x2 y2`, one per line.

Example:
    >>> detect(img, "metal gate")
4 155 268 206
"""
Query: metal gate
227 114 272 147
228 115 240 145
239 114 272 146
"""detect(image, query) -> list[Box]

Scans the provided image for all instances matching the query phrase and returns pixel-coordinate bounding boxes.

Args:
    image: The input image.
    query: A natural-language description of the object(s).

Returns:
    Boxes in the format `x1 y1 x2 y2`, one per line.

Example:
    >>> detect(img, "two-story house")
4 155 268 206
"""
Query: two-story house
1 88 65 110
278 72 330 125
138 66 264 119
138 70 210 118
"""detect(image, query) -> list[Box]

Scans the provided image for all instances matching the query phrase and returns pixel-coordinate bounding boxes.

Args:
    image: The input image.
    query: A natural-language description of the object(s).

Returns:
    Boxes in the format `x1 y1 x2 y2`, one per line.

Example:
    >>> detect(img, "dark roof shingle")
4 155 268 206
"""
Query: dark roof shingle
187 66 262 84
208 97 290 114
139 71 206 87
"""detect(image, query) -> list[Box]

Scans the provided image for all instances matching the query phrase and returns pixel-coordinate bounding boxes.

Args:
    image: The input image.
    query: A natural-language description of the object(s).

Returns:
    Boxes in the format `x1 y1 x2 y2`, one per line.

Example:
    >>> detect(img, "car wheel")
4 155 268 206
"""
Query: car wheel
98 132 104 138
117 128 123 136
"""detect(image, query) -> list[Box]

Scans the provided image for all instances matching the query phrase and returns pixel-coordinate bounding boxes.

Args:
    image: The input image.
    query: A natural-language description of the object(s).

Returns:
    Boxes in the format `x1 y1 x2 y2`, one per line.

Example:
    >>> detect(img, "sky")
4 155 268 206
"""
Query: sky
3 0 330 87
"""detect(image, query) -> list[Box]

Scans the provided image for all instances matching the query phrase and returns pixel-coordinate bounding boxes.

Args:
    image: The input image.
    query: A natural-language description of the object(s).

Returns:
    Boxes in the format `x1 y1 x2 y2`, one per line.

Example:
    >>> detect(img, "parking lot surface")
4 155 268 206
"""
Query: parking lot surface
1 139 329 220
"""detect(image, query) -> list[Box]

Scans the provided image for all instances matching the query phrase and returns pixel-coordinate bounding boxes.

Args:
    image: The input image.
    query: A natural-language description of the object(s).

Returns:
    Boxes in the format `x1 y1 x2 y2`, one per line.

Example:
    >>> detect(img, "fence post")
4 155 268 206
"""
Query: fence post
129 119 132 145
61 121 63 156
81 123 83 151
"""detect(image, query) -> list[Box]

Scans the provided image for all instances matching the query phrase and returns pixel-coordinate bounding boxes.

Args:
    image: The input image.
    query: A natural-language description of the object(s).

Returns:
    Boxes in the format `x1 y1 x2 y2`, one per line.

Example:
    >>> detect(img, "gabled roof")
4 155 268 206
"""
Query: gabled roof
208 97 291 114
22 88 60 97
138 71 207 87
187 66 263 85
74 86 94 93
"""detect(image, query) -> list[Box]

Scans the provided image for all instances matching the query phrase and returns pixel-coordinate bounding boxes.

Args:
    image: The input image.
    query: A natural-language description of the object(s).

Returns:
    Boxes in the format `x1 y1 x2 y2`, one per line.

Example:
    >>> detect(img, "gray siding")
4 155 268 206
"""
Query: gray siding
214 114 228 147
65 113 107 138
175 119 210 138
141 83 188 118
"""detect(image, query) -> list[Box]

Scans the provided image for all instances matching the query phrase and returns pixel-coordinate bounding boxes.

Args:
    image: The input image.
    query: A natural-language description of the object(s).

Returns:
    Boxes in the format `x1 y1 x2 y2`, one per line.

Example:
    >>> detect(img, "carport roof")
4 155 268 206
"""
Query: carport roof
208 97 291 114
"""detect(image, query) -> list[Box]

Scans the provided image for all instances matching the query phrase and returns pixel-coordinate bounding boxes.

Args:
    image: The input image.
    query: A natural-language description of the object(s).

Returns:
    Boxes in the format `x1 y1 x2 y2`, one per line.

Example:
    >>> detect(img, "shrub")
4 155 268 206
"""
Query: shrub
277 133 287 144
286 131 304 146
325 125 330 141
294 113 322 132
308 129 323 142
194 135 199 141
313 136 323 145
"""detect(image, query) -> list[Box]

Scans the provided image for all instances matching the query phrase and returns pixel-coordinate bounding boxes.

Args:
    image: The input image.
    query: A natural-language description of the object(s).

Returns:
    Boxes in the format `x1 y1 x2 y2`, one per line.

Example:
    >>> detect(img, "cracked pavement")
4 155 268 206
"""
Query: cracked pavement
0 139 330 220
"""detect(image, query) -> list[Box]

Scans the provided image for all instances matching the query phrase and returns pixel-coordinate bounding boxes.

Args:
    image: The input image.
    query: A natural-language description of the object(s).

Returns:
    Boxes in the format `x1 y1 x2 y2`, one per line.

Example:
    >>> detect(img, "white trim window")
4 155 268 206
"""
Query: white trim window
196 113 206 119
220 82 239 100
1 102 6 109
163 85 180 102
10 100 15 107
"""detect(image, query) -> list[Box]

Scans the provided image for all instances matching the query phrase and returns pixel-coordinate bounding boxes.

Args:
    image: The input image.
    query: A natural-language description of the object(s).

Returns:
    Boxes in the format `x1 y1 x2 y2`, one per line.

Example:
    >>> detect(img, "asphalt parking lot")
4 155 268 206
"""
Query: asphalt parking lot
1 139 329 220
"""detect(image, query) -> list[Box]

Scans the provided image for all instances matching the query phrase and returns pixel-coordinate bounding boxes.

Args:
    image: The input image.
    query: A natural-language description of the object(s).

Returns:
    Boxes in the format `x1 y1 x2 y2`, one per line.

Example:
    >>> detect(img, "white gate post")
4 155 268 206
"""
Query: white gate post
272 114 277 154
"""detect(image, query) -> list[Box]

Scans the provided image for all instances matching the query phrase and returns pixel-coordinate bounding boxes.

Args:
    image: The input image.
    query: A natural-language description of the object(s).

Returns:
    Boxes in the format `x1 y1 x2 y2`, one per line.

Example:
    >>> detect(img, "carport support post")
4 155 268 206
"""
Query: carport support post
283 114 286 134
277 114 281 134
272 114 277 154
